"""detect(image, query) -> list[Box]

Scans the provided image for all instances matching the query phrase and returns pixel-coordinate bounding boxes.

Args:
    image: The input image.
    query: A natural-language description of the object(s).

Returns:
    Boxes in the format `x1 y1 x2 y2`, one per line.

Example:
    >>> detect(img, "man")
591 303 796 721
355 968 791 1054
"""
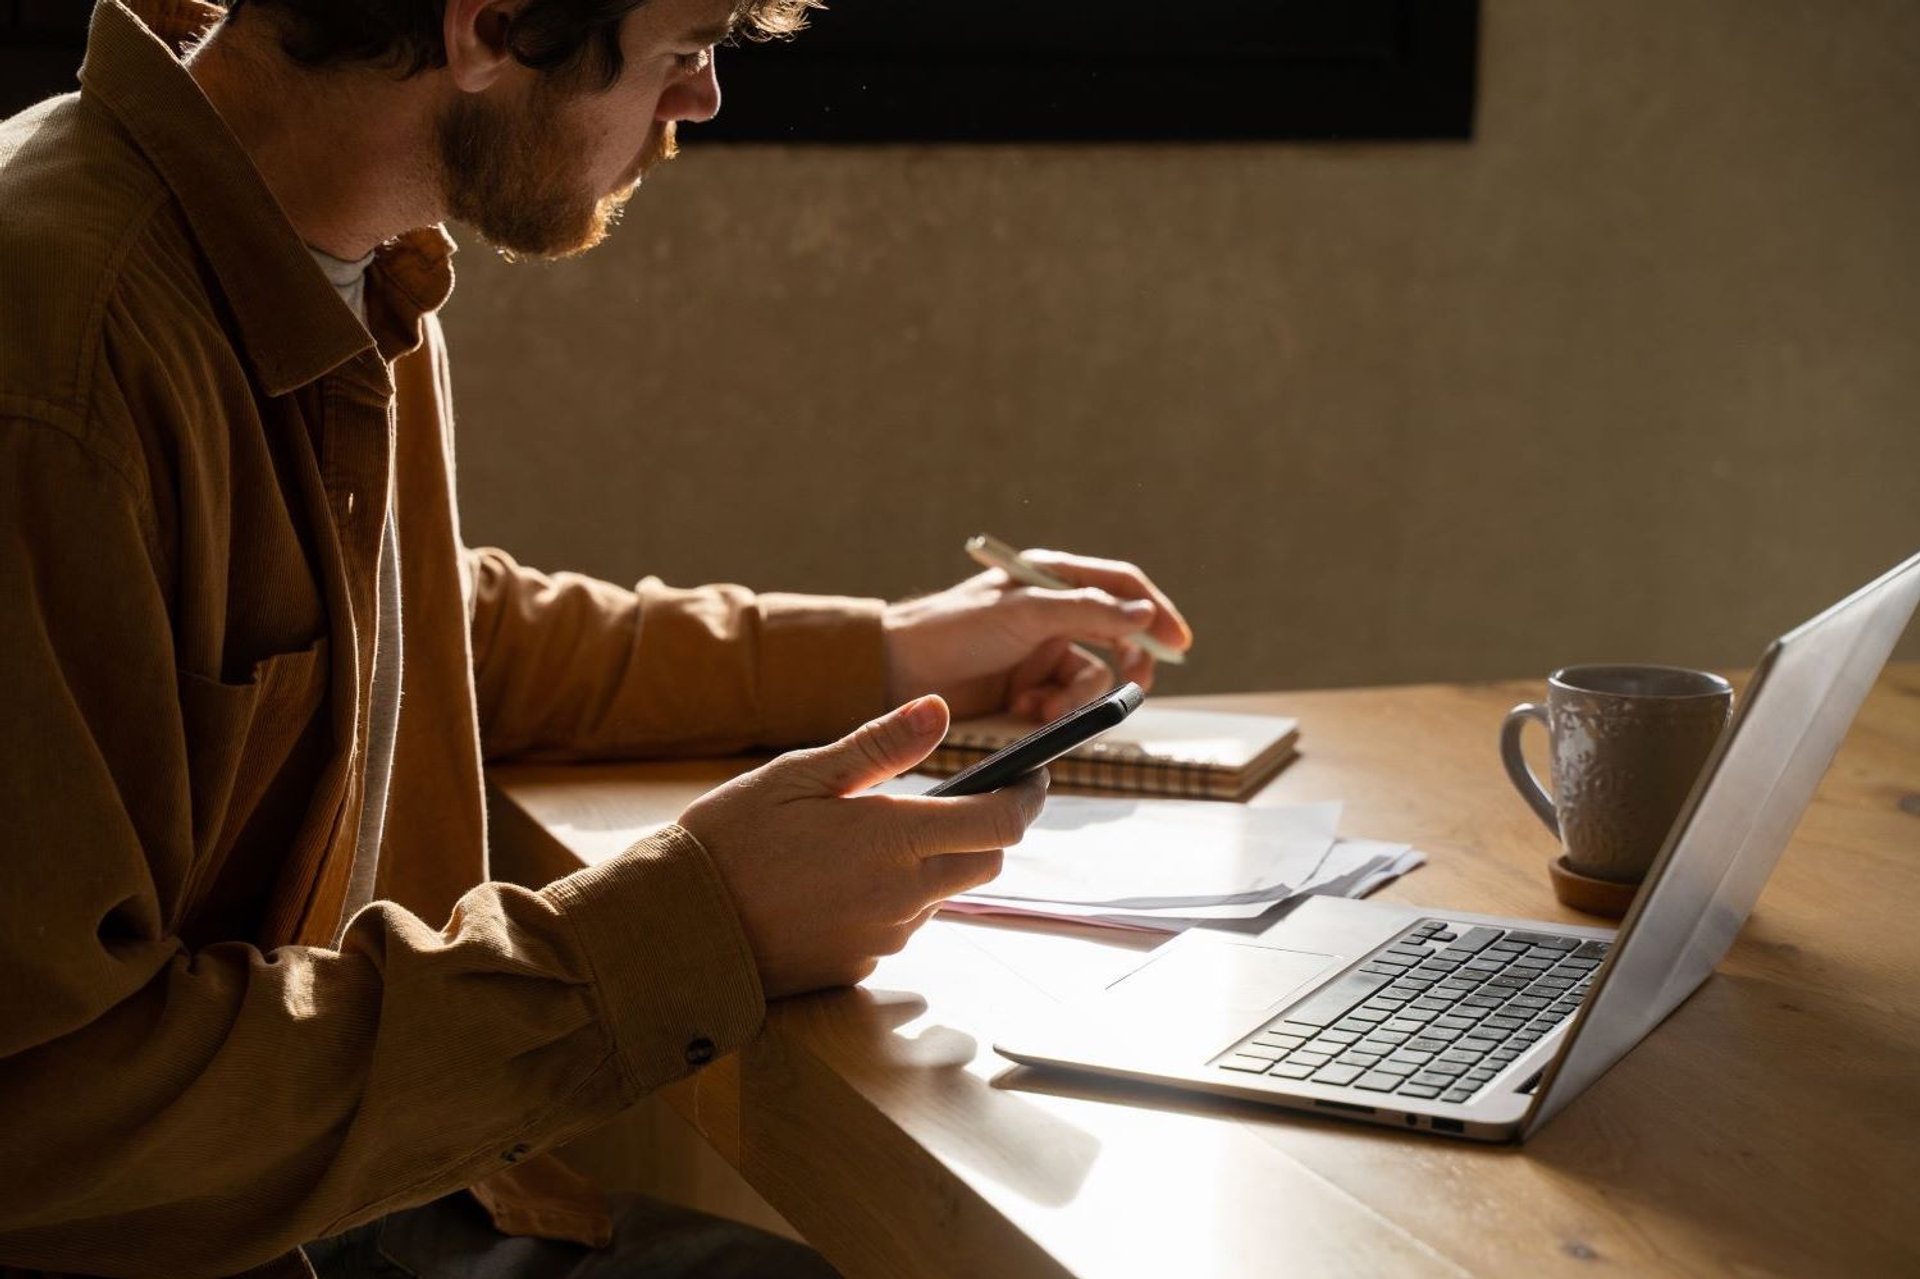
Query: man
0 0 1192 1274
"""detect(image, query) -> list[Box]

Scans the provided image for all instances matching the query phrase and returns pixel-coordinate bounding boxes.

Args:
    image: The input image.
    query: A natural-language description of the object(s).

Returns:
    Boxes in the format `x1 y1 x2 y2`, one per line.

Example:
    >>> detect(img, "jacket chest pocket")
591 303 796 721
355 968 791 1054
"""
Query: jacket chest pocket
173 637 332 916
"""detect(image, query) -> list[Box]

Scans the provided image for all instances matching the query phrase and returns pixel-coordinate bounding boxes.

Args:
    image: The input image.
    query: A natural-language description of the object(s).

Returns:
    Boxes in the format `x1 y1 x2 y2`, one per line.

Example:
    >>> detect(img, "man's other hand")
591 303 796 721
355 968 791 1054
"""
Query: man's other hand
882 548 1194 722
679 696 1044 998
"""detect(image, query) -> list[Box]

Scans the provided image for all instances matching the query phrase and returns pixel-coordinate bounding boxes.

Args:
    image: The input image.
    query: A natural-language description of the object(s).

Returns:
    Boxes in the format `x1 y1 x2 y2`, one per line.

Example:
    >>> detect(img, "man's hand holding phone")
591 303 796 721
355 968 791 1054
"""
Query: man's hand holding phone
679 695 1045 997
679 685 1144 997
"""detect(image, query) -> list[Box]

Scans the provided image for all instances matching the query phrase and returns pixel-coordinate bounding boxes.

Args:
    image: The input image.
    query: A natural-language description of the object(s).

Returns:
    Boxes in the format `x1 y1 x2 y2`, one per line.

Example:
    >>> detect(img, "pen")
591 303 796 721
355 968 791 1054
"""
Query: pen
966 533 1187 666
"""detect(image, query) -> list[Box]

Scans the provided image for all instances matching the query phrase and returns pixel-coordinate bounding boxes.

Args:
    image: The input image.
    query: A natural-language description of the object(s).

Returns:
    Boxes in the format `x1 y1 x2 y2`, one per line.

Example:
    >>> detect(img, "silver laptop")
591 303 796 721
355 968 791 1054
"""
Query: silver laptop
995 551 1920 1141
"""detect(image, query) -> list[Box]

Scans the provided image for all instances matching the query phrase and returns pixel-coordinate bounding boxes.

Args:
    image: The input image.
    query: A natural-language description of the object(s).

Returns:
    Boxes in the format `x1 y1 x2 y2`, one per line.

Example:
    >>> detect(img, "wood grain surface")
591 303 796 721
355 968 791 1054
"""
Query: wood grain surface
490 665 1920 1277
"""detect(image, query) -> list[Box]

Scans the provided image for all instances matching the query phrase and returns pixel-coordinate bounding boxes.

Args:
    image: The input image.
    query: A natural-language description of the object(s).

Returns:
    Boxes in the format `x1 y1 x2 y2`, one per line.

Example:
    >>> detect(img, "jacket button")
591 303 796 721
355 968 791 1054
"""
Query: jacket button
685 1037 716 1066
501 1142 531 1163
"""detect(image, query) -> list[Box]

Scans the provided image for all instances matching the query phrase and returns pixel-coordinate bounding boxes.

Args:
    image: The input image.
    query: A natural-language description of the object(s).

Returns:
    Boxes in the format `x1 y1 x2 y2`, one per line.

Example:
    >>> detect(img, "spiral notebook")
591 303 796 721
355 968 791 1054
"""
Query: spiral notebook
919 705 1300 801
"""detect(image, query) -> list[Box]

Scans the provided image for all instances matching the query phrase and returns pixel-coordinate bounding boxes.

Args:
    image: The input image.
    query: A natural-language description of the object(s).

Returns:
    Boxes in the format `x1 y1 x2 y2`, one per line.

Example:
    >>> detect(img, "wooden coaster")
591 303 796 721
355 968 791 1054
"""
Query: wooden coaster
1548 856 1642 917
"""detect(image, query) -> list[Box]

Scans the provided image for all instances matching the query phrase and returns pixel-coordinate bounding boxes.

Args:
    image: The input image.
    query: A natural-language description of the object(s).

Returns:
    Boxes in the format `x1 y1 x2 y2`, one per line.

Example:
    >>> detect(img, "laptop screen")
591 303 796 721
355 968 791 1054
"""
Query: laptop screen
1521 552 1920 1136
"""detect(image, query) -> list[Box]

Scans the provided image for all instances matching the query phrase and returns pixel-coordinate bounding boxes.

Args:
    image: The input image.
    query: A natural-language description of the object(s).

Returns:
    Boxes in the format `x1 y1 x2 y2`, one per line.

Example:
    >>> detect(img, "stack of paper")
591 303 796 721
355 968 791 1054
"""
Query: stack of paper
877 779 1424 933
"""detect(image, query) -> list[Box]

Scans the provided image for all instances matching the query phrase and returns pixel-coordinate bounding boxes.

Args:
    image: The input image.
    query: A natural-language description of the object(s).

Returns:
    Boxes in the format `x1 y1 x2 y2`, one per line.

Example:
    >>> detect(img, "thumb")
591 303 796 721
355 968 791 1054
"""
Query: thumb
793 695 951 796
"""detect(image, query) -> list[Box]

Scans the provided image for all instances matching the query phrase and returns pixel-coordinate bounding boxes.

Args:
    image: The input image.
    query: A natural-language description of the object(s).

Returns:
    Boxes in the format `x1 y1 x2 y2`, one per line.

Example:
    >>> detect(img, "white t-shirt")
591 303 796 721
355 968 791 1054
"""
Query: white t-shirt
310 245 402 940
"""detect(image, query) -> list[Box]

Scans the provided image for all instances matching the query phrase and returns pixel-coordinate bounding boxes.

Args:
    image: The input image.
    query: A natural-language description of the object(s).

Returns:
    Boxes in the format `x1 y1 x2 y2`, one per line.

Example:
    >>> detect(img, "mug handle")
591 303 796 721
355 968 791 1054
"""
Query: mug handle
1499 703 1561 838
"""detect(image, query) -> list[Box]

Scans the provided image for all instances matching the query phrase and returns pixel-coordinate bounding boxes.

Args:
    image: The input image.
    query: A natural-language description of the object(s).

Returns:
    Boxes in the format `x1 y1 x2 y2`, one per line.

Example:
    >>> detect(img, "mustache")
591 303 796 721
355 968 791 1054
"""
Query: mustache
640 121 680 177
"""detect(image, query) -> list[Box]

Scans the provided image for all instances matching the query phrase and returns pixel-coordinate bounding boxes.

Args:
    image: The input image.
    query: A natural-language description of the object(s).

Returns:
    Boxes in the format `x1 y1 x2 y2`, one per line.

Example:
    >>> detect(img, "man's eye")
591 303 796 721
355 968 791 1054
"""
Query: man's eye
675 48 711 74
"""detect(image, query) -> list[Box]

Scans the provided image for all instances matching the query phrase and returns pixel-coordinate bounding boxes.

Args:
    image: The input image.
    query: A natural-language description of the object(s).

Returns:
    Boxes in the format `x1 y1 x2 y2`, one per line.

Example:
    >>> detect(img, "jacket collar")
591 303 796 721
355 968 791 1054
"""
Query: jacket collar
79 0 456 394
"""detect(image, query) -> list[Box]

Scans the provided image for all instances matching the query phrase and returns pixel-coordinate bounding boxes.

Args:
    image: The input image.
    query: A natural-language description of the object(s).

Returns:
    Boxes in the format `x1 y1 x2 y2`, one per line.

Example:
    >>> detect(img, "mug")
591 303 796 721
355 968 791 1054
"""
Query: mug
1500 665 1732 911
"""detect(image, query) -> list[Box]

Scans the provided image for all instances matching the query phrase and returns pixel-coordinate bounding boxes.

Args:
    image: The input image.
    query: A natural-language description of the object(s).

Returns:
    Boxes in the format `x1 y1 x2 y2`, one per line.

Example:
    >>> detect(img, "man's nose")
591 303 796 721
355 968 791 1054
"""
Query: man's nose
659 60 721 125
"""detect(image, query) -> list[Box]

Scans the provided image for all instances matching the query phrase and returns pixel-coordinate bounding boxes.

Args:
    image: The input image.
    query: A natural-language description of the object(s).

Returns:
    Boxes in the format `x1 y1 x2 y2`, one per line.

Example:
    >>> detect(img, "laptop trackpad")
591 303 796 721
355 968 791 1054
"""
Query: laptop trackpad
997 940 1340 1071
1106 941 1337 1020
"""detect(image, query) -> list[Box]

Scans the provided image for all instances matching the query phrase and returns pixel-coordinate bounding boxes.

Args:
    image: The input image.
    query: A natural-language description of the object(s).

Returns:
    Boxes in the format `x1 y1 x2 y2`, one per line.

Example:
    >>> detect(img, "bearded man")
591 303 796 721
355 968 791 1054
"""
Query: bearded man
0 1 1193 1275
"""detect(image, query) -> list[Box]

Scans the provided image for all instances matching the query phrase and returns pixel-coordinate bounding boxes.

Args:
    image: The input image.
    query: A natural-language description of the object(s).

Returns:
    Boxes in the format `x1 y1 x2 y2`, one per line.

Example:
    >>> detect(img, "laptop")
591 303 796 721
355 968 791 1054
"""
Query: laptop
995 551 1920 1141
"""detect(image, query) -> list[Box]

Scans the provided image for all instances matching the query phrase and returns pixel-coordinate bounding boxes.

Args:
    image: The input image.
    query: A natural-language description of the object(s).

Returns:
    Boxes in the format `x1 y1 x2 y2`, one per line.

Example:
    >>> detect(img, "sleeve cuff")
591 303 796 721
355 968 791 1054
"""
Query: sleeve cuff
754 592 889 745
540 824 765 1093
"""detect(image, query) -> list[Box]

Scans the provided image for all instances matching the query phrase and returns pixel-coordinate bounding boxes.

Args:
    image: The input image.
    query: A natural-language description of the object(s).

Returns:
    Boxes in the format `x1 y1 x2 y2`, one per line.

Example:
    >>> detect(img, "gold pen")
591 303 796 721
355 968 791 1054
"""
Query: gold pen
965 533 1187 665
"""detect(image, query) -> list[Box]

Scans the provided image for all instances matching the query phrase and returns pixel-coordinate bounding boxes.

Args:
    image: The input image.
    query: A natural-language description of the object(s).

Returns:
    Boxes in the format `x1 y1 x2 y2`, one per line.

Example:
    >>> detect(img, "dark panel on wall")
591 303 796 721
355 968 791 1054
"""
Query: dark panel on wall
0 0 90 115
699 0 1479 143
1 2 1478 140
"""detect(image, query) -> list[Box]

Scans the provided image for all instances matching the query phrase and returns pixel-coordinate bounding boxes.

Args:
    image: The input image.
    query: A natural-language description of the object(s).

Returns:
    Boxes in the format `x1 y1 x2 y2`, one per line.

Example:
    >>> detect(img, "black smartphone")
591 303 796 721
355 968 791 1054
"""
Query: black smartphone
926 683 1145 797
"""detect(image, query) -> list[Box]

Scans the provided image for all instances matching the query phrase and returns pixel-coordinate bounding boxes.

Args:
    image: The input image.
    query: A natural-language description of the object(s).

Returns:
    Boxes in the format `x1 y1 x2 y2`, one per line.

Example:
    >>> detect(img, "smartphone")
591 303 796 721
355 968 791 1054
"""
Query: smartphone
926 683 1145 797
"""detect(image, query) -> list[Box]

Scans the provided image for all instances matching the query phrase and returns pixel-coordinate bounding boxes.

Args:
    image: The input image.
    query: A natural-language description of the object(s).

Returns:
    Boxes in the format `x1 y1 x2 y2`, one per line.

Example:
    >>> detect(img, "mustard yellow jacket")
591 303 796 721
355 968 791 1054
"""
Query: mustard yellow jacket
0 2 886 1273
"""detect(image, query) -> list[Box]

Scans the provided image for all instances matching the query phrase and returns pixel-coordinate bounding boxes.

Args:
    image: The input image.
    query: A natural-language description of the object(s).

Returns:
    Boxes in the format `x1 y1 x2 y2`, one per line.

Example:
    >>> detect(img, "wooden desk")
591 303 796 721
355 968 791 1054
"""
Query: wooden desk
489 667 1920 1278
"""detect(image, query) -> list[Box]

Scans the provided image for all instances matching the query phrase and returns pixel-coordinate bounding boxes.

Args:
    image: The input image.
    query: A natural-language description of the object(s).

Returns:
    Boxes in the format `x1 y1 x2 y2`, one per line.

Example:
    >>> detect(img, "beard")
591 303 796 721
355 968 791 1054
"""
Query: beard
436 84 678 262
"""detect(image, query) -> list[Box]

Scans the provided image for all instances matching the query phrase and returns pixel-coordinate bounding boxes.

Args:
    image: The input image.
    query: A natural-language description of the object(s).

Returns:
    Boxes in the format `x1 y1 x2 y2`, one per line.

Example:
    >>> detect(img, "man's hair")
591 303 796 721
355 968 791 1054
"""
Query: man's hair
222 0 818 88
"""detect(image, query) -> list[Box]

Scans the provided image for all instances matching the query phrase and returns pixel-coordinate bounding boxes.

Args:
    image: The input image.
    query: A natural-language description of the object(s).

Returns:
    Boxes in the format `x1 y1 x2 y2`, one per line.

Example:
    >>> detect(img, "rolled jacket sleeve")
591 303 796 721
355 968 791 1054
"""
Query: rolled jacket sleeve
0 423 764 1277
464 545 889 762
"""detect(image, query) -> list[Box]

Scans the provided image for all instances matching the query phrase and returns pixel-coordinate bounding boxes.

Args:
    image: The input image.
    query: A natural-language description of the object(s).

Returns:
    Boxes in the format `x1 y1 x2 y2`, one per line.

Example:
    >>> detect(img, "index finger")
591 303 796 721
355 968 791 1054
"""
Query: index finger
1019 548 1193 651
862 770 1049 859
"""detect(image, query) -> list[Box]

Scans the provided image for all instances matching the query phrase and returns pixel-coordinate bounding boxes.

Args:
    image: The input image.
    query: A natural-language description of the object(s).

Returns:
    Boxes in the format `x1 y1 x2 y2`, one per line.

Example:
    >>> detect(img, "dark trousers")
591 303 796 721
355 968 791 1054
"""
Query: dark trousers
304 1191 842 1278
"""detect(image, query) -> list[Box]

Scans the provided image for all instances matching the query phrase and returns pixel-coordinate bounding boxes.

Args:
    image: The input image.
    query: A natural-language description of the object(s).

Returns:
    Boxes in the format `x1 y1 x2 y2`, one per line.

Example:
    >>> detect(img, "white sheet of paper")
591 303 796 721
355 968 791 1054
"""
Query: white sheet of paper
972 797 1342 905
943 845 1426 933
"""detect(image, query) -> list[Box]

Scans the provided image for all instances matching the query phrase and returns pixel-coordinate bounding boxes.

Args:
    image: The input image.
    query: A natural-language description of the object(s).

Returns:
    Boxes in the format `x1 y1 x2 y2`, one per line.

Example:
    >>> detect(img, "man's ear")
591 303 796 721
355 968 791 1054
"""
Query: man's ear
443 0 520 93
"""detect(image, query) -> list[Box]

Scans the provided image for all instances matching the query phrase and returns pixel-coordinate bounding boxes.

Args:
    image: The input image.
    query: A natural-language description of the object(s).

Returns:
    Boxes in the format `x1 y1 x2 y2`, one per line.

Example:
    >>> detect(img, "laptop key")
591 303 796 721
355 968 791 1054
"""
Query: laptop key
1338 1051 1383 1069
1453 926 1504 952
1505 931 1577 950
1276 969 1396 1026
1442 1087 1477 1103
1574 940 1611 959
1271 1062 1318 1079
1398 1083 1444 1099
1433 1014 1477 1030
1218 1054 1277 1073
1310 1064 1366 1087
1315 1027 1361 1045
1289 1051 1334 1068
1231 1043 1288 1062
1354 1072 1404 1091
1251 1032 1310 1051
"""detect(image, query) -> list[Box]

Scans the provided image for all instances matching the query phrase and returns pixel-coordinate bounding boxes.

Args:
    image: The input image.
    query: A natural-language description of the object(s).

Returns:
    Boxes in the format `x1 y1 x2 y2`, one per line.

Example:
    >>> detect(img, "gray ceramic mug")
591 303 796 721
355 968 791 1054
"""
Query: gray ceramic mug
1499 665 1733 885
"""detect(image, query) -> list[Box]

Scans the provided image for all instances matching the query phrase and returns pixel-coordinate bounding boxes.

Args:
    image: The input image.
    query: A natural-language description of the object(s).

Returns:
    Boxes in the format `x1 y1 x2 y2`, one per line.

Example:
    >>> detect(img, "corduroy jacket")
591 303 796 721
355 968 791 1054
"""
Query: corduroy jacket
0 2 887 1273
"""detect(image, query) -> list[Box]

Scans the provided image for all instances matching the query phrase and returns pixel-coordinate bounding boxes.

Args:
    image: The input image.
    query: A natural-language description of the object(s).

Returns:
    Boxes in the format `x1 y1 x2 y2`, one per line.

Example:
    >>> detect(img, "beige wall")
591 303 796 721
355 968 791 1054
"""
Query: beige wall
442 0 1920 696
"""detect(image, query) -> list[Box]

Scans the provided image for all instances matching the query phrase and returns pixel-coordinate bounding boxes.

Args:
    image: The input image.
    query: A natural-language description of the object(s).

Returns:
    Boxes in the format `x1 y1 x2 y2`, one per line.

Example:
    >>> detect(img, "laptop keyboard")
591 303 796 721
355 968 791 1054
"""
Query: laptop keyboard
1212 919 1609 1104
